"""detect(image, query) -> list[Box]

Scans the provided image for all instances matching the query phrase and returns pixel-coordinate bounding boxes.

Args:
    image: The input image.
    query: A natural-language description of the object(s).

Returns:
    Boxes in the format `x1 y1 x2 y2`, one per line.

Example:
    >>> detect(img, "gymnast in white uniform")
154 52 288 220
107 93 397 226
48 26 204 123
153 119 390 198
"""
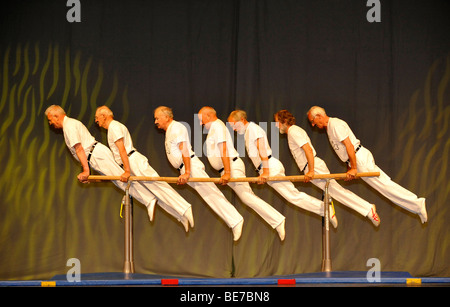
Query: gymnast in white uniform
307 106 427 224
95 105 194 232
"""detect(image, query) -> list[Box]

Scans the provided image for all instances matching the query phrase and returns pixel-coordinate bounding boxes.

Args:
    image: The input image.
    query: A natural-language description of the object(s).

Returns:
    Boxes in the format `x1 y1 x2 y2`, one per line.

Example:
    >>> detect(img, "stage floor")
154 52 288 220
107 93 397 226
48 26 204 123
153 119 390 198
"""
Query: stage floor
1 271 450 287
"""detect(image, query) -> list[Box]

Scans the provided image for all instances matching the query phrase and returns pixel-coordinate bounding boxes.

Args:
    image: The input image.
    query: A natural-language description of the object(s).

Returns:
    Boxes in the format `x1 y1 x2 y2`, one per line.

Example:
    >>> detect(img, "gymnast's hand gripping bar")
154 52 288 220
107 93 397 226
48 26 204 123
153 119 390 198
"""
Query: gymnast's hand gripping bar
87 172 380 183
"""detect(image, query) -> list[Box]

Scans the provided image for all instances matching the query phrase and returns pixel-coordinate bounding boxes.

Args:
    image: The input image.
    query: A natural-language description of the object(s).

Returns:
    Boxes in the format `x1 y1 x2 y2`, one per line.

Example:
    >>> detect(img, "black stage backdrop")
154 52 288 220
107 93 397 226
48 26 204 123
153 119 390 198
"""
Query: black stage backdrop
0 0 449 280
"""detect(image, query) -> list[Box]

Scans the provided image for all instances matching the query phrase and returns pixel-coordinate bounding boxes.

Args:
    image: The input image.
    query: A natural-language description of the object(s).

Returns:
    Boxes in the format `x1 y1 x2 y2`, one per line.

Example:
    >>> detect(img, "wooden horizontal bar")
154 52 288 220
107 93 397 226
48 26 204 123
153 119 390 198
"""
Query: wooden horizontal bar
87 172 380 183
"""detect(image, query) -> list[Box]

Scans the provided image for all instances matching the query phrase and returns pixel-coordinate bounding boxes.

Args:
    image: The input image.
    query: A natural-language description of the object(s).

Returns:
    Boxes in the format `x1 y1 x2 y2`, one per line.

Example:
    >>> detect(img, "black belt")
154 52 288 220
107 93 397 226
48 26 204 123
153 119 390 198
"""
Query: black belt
177 154 195 171
119 150 136 168
87 142 98 162
255 155 272 172
346 144 362 163
301 155 317 172
218 157 238 173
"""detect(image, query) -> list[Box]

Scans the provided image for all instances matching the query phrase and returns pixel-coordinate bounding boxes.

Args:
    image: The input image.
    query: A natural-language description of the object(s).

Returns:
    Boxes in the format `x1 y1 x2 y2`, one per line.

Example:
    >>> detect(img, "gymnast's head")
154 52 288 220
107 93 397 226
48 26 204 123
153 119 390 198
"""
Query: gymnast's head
95 106 114 129
154 106 173 131
198 106 218 129
307 106 328 129
45 105 66 129
274 110 295 134
227 110 248 135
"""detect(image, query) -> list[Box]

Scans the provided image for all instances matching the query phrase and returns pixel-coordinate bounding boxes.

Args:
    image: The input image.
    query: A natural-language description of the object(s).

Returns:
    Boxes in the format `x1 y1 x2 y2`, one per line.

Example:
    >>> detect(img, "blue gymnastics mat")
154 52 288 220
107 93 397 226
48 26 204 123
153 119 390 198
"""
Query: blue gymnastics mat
1 271 450 286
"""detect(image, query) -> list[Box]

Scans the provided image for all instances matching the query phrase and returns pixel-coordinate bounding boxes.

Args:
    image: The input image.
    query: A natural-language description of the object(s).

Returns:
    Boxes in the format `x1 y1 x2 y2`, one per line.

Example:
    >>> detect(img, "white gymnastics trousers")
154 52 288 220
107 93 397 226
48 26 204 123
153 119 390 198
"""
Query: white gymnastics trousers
304 156 373 216
88 143 157 207
223 158 285 229
181 156 244 229
127 151 192 220
355 147 424 214
261 157 324 217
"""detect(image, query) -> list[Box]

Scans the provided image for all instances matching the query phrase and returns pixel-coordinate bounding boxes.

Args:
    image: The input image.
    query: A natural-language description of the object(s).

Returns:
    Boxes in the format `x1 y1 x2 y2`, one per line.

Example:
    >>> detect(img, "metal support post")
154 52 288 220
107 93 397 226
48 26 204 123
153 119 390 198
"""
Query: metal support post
123 182 135 275
321 179 332 273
